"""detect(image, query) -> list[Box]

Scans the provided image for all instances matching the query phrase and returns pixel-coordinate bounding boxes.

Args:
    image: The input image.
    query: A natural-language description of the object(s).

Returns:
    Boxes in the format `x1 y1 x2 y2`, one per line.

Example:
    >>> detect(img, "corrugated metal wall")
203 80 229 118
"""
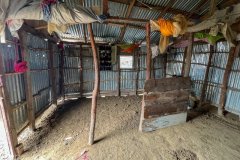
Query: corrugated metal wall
171 41 240 115
0 29 59 134
63 45 165 97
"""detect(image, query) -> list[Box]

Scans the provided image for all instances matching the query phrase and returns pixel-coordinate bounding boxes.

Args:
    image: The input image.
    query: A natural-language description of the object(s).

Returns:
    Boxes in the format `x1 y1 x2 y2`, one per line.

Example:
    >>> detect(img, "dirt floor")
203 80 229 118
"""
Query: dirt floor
18 96 240 160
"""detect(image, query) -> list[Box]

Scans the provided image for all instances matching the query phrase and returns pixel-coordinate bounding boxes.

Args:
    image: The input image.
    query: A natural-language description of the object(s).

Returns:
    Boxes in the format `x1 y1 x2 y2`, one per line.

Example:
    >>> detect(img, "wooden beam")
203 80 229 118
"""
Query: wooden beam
109 0 200 19
146 22 151 80
119 0 137 42
48 42 57 106
209 0 217 17
103 0 109 15
184 33 193 77
218 45 239 116
158 0 177 18
87 23 100 145
0 52 18 157
18 30 36 131
198 45 214 107
106 16 148 24
217 0 239 9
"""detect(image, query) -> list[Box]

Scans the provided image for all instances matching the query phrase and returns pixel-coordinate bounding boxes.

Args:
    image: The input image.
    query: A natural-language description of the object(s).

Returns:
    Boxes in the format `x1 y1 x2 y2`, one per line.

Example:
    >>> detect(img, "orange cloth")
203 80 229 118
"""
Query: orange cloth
158 18 174 36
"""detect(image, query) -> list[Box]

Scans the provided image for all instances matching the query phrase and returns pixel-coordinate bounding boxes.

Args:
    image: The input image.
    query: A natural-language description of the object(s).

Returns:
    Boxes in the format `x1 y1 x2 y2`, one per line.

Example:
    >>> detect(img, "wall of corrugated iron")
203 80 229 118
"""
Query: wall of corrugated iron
0 29 60 134
63 45 165 97
171 41 240 115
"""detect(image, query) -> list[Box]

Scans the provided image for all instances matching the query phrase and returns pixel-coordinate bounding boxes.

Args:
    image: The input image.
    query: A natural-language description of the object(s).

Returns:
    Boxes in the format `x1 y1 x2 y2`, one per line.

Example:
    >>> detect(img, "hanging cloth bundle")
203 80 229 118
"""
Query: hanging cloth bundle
151 14 188 54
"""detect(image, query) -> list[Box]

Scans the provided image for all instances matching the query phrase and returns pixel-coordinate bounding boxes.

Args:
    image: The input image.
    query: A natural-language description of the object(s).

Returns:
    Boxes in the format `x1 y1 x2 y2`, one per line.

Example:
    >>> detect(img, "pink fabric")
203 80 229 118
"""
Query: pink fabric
14 61 28 73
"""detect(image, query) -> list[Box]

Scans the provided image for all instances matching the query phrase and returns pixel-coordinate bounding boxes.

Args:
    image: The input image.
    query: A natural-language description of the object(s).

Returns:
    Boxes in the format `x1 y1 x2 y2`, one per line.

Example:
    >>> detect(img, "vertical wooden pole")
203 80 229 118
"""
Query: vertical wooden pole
218 46 237 116
79 44 83 97
18 30 35 130
198 45 214 107
163 54 167 77
135 50 139 95
146 22 151 80
87 23 100 145
117 47 121 96
184 33 193 77
59 44 65 98
48 42 57 106
0 52 18 157
181 47 187 76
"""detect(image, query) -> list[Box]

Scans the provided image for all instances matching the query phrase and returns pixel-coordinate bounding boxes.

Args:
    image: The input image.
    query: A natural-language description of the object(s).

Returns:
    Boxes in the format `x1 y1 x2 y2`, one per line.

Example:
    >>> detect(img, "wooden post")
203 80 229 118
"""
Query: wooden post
181 47 187 76
163 54 167 77
146 22 152 80
218 46 237 116
198 45 214 107
48 42 57 106
117 47 121 96
184 33 193 77
59 44 65 98
79 44 83 97
18 30 36 130
87 23 100 145
135 50 139 95
0 51 18 157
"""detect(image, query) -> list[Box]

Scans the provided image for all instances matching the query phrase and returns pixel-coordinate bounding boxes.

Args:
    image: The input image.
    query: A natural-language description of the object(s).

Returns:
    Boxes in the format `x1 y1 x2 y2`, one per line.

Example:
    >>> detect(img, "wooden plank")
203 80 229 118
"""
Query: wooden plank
48 42 57 106
218 46 238 116
106 17 148 24
141 112 187 132
184 33 193 77
144 90 190 104
146 22 151 80
18 30 36 131
198 45 214 107
144 77 191 92
88 23 100 145
144 102 188 119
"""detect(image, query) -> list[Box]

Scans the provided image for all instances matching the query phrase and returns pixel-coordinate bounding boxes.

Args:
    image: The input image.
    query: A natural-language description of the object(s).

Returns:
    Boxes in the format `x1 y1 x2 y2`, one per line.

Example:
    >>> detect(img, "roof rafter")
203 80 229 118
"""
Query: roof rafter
109 0 200 19
118 0 137 42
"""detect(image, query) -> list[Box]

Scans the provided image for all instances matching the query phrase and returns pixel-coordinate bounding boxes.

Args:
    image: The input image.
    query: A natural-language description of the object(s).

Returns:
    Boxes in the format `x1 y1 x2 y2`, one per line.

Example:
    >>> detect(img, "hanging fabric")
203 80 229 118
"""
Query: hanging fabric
119 43 139 53
194 32 223 45
14 60 28 73
150 14 188 54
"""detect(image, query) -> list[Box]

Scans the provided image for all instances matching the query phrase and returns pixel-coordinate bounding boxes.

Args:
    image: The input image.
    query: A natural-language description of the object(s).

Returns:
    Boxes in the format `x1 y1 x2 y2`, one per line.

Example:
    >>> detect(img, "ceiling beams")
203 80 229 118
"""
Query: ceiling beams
118 0 137 42
109 0 200 19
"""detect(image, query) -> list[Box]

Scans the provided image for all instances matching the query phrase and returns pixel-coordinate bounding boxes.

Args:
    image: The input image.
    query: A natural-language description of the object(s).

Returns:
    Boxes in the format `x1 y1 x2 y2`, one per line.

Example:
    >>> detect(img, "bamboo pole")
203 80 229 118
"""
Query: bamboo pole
79 45 83 97
88 23 100 145
146 22 151 80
